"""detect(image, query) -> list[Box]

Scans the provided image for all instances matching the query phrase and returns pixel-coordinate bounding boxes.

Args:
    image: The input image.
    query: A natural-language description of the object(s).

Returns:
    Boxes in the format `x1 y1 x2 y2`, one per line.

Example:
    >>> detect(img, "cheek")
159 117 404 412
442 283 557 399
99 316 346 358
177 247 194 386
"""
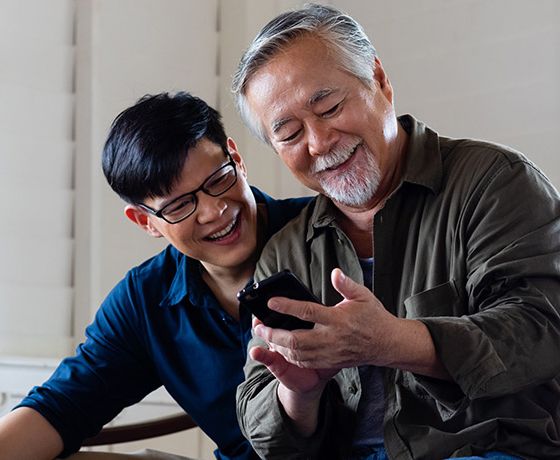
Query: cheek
278 147 311 177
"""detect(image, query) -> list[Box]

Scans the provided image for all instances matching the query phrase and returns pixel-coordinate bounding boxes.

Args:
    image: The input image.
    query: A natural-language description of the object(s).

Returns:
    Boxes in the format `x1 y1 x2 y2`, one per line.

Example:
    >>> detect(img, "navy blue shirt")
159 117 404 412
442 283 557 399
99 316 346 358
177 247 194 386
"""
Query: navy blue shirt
18 188 309 459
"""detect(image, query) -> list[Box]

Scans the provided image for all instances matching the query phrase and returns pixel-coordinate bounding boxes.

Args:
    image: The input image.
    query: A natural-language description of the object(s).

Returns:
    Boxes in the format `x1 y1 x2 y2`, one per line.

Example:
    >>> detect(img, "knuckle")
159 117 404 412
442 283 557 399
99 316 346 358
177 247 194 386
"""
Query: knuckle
299 302 315 321
286 333 299 350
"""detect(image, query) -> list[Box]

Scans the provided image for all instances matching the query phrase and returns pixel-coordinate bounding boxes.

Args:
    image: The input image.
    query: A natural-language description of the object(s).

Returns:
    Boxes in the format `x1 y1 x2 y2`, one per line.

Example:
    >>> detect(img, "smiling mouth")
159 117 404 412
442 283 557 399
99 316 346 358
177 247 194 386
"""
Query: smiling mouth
326 145 358 171
314 141 361 174
206 215 239 241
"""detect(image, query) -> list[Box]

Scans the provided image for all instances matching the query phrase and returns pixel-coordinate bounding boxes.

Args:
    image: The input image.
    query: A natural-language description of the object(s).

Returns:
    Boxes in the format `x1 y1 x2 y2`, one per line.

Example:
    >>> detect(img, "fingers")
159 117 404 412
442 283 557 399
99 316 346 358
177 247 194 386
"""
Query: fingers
267 296 329 325
251 346 304 388
250 345 288 373
253 323 295 350
252 315 263 329
331 268 369 301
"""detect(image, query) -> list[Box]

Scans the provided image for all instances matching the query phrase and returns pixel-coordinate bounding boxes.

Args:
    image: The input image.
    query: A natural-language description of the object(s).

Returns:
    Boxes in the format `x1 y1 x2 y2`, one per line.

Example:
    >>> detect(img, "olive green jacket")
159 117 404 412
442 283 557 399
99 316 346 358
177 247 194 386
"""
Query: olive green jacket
237 116 560 460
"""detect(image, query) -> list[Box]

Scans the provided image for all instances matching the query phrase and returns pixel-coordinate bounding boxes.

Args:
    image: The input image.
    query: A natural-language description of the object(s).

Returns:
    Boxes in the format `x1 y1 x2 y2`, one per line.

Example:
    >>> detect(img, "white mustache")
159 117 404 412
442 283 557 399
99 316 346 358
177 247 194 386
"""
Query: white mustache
311 138 362 174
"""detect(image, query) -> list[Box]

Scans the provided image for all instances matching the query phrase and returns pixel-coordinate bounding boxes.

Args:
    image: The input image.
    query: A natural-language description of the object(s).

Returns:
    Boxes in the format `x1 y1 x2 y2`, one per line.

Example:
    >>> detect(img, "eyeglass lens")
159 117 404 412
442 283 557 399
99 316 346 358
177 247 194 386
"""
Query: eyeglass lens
161 162 237 223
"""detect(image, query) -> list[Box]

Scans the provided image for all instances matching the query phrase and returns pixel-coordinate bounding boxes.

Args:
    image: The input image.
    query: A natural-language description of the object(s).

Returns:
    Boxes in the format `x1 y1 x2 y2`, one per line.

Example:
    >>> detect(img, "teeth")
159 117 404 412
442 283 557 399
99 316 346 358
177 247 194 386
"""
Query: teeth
312 139 361 173
208 216 237 240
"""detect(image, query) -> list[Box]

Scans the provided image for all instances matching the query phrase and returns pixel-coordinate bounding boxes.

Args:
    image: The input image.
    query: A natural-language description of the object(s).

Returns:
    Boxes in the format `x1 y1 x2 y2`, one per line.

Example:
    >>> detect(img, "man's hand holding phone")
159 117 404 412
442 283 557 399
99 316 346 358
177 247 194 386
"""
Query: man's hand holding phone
237 269 319 330
238 269 339 437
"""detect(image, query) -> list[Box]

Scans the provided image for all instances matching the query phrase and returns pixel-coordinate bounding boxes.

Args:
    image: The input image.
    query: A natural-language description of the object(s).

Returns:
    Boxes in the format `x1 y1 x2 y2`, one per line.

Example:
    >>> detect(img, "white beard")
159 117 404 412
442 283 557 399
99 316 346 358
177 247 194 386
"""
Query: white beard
312 137 381 207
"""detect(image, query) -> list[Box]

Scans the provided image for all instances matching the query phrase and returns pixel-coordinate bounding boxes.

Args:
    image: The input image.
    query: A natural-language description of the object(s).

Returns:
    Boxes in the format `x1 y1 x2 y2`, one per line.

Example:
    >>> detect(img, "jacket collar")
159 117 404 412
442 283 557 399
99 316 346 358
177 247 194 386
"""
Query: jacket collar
306 115 443 241
398 114 442 194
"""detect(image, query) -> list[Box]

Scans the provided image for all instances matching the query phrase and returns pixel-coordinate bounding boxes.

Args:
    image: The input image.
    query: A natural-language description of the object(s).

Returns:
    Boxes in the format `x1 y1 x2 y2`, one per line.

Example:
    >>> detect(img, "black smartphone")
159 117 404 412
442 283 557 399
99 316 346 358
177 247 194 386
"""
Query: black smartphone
237 270 318 330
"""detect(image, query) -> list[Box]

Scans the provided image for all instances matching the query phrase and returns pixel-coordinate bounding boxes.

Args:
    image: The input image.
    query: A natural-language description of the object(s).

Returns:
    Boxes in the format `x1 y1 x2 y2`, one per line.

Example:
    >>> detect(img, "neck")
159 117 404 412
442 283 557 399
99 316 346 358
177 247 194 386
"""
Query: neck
199 204 267 321
335 123 408 258
201 261 255 322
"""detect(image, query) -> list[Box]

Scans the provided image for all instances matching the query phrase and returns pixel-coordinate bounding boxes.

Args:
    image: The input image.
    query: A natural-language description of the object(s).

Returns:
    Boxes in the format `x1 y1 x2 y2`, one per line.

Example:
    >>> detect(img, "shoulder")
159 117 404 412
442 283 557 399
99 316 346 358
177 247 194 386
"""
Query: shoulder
439 137 556 198
127 245 182 283
256 197 319 280
442 136 541 177
105 245 184 309
266 197 317 247
251 185 314 237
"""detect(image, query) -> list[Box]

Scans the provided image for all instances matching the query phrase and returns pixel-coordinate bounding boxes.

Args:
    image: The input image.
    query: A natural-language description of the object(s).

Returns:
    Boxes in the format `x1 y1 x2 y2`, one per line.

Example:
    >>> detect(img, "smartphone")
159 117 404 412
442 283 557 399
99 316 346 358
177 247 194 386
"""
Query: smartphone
237 270 319 330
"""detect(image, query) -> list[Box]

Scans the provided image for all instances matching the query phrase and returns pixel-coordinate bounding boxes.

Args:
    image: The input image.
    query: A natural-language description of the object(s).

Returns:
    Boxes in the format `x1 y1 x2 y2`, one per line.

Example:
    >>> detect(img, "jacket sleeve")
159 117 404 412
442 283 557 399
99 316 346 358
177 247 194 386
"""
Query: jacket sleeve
417 157 560 409
237 334 337 460
236 244 333 459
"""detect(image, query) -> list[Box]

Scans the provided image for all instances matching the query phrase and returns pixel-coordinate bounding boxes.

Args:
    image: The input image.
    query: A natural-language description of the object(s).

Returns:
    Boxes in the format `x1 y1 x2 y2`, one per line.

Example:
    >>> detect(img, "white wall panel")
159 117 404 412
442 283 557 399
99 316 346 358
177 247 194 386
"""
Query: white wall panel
0 238 73 286
0 138 74 190
75 0 220 326
0 190 73 238
0 0 74 45
0 0 75 359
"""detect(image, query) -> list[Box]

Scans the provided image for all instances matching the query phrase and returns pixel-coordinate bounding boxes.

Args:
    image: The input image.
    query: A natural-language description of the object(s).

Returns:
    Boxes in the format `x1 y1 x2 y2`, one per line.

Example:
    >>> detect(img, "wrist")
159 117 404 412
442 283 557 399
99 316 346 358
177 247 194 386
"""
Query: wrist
277 382 325 437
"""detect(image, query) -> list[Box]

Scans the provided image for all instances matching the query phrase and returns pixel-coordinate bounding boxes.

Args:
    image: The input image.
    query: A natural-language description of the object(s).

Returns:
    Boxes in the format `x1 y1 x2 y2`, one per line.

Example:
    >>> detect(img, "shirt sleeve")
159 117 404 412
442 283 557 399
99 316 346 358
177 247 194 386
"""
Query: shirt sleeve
418 157 560 408
16 273 160 457
237 232 346 459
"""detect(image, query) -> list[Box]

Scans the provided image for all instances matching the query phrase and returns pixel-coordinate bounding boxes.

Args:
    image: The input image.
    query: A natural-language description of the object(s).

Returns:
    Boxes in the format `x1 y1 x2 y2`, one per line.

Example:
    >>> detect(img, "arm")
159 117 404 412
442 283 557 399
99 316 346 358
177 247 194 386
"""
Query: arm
17 274 159 456
249 322 337 437
237 332 340 460
237 221 340 459
419 158 560 400
0 407 63 460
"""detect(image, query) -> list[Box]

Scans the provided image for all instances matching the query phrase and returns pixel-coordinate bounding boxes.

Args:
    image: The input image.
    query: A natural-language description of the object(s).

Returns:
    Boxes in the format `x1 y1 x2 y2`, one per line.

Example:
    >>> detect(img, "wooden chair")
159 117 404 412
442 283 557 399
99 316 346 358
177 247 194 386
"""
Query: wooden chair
82 413 197 446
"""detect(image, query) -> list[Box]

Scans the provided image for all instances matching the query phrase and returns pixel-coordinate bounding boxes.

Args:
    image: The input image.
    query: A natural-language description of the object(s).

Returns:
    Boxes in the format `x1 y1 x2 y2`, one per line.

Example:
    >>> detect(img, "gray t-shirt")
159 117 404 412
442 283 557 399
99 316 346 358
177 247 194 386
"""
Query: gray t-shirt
351 257 385 452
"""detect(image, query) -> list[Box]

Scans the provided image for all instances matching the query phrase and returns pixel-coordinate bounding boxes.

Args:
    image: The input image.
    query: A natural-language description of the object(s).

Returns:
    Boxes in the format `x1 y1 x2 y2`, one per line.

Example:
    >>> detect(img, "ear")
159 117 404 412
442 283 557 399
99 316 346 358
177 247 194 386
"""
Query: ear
124 205 163 238
227 137 248 178
372 57 394 105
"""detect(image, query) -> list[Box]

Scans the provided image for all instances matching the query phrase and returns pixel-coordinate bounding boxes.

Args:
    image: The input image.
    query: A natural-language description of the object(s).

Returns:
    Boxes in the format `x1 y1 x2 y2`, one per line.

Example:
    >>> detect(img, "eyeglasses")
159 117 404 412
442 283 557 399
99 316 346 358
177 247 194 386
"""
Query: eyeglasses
138 153 238 224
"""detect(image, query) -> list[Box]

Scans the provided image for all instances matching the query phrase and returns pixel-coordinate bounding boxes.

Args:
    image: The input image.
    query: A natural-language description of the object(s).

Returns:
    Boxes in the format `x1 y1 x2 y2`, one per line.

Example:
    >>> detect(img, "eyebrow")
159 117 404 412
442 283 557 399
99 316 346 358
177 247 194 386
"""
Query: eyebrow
308 88 335 106
271 118 291 135
270 88 336 135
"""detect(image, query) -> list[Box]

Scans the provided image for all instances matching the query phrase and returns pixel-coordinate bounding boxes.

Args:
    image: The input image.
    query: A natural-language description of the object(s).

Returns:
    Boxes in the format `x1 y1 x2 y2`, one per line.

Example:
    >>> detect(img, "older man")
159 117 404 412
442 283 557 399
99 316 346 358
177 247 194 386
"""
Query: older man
233 4 560 460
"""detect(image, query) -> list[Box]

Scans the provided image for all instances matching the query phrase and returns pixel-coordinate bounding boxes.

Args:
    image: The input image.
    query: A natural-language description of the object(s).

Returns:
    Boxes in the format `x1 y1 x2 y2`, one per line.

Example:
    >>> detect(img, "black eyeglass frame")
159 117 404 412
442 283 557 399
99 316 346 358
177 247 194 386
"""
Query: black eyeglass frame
137 152 238 224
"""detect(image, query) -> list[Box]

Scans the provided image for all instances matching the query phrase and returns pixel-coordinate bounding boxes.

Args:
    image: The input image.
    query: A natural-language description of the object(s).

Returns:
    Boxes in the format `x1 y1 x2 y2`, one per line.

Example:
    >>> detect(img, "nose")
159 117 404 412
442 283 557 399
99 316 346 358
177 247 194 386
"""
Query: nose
195 193 227 224
306 121 337 157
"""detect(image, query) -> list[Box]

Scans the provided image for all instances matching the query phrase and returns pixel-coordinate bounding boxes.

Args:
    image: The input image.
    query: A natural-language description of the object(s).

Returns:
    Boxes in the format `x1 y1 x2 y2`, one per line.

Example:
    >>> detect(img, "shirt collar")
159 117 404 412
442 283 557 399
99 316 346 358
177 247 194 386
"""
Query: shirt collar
306 194 340 242
159 251 212 308
398 114 443 194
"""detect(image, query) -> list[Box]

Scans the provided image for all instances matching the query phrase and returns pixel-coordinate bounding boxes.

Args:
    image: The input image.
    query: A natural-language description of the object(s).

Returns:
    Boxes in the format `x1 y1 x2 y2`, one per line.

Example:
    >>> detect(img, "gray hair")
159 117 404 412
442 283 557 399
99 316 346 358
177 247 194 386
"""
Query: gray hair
231 3 377 144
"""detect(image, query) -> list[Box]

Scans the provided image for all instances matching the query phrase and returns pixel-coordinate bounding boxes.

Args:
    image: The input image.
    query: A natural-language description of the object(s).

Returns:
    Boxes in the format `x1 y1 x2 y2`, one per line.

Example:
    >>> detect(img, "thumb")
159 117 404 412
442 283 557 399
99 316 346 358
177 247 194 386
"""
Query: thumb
250 346 290 378
331 268 367 301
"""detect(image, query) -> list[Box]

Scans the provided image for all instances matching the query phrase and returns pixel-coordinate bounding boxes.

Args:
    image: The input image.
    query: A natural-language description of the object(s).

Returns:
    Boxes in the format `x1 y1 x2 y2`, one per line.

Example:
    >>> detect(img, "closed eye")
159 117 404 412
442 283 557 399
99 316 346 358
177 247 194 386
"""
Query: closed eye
321 102 341 118
280 129 302 143
165 196 194 214
207 170 231 188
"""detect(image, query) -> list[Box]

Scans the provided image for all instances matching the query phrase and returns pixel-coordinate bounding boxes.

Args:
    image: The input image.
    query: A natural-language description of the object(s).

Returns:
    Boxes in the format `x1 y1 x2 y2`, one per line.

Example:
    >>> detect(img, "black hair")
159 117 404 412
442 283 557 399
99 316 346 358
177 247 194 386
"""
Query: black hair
102 91 228 204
